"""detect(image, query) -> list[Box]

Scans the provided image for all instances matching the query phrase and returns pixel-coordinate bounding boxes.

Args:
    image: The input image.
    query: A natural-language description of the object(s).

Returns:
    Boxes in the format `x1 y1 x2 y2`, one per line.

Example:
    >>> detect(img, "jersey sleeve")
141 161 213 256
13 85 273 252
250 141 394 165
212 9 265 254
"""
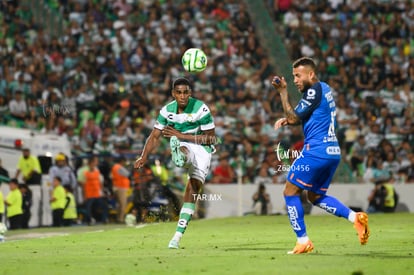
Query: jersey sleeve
199 104 215 131
154 107 168 130
294 85 322 120
34 157 42 173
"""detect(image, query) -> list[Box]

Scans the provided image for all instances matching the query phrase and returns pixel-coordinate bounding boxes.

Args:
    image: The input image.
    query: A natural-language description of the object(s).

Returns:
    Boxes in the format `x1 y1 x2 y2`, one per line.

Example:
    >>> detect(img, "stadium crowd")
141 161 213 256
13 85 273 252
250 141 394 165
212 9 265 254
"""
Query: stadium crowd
0 0 413 211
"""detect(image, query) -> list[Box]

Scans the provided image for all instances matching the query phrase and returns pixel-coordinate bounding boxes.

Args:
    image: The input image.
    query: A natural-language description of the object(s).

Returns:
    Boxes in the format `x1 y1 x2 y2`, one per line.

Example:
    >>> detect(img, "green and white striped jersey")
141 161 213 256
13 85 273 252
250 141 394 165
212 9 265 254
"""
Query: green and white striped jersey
154 97 215 152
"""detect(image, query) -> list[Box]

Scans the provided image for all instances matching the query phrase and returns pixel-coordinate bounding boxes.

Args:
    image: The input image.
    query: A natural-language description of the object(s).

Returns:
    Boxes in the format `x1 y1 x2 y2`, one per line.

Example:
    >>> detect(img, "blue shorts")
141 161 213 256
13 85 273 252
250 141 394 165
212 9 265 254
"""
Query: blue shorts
286 153 340 195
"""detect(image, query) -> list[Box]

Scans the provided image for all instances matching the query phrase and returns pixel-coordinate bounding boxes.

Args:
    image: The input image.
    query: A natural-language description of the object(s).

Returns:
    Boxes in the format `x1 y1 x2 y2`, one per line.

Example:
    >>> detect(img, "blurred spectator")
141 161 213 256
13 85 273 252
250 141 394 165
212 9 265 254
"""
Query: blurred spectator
0 95 10 125
348 135 368 177
211 153 236 184
132 163 153 223
78 126 94 155
83 118 102 144
19 183 32 229
5 178 23 230
93 132 115 155
364 124 384 150
8 90 27 124
77 156 108 225
343 121 360 154
62 126 82 156
0 158 10 183
129 119 148 153
367 172 398 213
15 148 42 185
383 151 400 181
252 183 272 215
407 154 414 183
111 123 131 153
99 82 119 114
48 153 77 195
8 74 30 96
49 176 66 227
63 184 78 226
0 183 4 223
111 156 130 223
355 63 374 93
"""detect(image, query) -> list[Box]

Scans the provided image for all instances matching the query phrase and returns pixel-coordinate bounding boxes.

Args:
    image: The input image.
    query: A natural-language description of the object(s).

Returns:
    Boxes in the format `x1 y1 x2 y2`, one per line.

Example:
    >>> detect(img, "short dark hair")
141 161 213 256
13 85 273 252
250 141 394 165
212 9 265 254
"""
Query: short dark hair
9 178 19 185
63 184 73 192
19 183 29 190
172 77 191 90
293 57 317 71
117 156 126 162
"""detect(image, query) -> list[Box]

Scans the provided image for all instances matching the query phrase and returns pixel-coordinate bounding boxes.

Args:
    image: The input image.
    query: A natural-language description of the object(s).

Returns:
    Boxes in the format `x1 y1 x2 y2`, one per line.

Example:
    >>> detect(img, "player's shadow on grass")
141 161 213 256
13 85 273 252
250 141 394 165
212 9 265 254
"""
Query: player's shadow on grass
224 248 284 251
224 242 286 251
314 252 413 259
344 252 413 259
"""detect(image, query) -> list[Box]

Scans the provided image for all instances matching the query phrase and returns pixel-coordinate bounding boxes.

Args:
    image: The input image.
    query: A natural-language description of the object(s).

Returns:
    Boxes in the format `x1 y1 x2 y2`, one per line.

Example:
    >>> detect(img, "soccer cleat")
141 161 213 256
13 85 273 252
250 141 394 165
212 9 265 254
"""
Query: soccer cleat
354 212 370 245
287 240 314 254
168 239 179 249
170 136 186 167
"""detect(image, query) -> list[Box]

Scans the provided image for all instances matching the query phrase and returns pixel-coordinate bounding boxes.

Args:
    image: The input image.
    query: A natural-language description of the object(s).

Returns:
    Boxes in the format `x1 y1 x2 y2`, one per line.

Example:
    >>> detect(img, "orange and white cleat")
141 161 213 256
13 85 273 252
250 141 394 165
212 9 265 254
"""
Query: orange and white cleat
354 212 370 245
287 240 314 254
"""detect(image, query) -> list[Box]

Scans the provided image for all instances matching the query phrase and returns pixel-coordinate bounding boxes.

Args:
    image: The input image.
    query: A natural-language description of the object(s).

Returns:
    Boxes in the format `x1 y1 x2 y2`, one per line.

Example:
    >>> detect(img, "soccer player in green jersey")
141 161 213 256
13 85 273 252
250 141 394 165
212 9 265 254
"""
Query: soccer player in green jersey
134 77 217 249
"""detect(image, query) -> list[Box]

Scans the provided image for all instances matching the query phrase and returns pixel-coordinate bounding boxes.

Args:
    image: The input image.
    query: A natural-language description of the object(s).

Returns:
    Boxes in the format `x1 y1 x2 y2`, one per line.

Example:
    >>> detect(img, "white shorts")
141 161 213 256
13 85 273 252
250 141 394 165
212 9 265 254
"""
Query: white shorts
180 142 212 183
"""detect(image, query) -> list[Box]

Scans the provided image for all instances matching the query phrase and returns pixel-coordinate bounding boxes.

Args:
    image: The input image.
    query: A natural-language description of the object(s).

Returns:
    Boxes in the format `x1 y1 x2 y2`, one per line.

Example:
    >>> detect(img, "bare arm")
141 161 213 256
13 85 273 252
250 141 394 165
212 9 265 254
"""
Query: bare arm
280 91 301 125
134 128 162 169
271 76 301 126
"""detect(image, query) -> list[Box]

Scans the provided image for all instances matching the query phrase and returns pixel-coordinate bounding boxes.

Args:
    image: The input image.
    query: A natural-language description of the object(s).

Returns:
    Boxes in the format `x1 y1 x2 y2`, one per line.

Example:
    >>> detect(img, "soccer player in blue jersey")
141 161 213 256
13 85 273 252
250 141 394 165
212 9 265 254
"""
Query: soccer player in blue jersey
272 57 370 254
134 77 216 249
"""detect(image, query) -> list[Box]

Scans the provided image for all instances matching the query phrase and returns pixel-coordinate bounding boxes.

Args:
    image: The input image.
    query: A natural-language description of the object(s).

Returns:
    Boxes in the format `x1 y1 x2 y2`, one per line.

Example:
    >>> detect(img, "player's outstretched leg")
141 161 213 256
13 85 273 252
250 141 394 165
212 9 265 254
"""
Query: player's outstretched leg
170 136 186 167
285 195 314 254
168 202 195 249
313 195 370 245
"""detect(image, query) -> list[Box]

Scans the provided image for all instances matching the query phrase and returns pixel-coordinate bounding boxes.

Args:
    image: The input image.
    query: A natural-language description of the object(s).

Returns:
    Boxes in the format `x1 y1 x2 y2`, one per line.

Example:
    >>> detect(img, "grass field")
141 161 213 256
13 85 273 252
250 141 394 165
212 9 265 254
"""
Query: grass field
1 213 413 275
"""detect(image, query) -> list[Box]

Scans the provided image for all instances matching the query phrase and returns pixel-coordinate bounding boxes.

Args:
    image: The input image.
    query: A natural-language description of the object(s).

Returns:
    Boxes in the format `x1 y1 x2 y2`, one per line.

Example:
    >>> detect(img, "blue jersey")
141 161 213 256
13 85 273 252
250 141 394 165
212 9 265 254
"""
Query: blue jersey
294 81 341 159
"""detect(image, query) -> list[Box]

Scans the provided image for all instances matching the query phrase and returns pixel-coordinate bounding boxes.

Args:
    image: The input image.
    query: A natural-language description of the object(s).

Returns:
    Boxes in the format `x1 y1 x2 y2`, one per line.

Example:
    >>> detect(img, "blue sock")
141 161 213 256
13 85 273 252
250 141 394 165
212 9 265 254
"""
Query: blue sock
313 195 351 219
284 195 307 238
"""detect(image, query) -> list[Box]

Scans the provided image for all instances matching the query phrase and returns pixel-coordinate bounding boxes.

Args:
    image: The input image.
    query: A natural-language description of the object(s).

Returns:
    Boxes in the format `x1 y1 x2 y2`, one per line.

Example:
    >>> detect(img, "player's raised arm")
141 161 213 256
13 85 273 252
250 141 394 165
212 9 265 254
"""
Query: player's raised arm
271 76 301 125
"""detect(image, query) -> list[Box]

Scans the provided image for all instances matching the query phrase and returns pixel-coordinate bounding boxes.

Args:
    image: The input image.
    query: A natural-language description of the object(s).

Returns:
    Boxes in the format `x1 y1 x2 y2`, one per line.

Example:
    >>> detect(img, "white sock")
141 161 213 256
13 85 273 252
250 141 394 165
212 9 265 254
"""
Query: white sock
348 211 356 223
172 232 183 242
297 236 309 244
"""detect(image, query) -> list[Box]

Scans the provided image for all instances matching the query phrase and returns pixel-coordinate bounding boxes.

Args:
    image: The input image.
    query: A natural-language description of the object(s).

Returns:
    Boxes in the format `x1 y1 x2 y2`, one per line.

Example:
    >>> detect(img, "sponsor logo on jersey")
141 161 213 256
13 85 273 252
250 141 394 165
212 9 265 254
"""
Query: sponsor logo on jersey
326 146 341 155
306 89 316 100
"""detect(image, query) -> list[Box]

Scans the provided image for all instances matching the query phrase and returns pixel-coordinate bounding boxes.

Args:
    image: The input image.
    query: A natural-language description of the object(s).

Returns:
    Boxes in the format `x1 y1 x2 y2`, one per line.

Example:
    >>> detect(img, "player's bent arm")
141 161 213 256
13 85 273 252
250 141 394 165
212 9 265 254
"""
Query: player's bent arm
138 128 163 161
177 129 218 145
280 92 301 125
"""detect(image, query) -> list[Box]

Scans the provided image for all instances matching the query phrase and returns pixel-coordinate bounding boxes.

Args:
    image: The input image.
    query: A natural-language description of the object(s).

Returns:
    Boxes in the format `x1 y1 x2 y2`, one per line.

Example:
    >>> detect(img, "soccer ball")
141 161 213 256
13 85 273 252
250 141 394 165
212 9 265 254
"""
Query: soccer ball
182 48 208 73
0 222 7 241
0 222 6 234
125 214 137 227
